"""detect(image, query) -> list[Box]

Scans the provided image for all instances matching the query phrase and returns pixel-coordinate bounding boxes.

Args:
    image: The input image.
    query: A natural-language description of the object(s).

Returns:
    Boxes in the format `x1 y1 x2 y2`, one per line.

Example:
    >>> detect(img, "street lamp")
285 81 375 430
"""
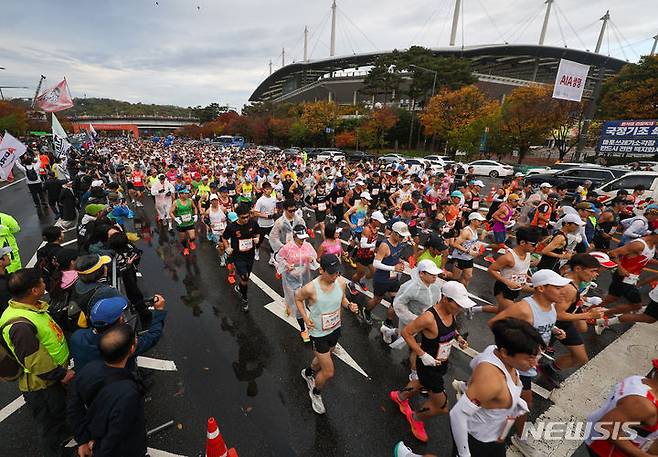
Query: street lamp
409 64 437 97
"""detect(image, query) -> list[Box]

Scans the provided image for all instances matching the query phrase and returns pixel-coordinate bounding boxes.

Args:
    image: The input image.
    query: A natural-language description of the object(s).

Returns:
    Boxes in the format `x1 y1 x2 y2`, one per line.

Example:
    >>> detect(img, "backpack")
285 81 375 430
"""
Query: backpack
0 318 31 382
26 166 38 181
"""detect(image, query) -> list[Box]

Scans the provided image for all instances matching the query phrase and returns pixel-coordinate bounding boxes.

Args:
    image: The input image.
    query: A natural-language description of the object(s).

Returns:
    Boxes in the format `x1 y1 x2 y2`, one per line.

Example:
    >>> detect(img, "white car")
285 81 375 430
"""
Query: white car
594 172 658 203
315 150 345 161
467 160 514 178
404 158 443 174
525 166 551 176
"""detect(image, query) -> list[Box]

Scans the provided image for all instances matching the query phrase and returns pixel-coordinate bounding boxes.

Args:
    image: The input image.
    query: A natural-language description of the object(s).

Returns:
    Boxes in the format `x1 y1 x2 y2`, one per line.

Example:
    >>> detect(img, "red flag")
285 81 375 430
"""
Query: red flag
35 79 74 112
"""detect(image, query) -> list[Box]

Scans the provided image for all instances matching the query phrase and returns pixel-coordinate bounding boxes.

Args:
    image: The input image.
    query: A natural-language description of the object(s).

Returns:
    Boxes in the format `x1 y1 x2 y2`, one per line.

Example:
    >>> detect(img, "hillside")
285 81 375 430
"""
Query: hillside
65 98 196 118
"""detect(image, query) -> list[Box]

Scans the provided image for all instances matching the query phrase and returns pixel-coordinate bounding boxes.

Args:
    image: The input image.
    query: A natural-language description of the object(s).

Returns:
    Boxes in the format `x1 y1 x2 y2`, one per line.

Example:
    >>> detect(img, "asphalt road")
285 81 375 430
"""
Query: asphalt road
0 175 642 457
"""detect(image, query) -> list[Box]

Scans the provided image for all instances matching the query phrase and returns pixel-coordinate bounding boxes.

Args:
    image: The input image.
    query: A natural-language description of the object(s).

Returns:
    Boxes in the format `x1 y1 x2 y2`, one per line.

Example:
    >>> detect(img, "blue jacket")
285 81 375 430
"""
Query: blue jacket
70 309 167 371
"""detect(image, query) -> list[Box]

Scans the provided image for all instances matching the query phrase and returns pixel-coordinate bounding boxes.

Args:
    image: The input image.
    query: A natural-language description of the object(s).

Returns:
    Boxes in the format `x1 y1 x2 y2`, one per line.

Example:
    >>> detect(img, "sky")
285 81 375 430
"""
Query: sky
1 0 656 111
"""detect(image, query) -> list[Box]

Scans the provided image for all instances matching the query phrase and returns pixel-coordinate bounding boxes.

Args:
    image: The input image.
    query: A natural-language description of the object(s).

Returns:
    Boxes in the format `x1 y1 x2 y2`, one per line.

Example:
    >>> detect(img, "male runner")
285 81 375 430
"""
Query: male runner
451 212 486 287
389 281 473 442
296 254 358 414
349 210 387 294
151 173 176 230
222 204 259 311
252 181 277 262
170 189 198 256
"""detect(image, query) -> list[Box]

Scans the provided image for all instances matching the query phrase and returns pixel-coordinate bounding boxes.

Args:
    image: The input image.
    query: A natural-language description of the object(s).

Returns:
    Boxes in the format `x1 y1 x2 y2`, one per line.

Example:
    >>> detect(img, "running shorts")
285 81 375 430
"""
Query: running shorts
493 280 521 301
311 327 341 354
608 272 642 304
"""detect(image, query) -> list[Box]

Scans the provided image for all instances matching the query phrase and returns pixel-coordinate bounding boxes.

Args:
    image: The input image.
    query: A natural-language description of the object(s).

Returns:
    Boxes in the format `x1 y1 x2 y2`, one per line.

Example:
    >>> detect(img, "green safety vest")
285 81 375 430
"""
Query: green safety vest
0 300 69 372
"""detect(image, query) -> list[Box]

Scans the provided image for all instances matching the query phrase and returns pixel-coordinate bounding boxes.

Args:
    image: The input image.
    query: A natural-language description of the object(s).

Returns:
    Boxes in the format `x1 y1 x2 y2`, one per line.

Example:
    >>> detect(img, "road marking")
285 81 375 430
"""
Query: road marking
0 177 26 191
249 273 369 378
62 239 77 247
146 448 187 457
25 241 47 267
136 356 178 371
0 395 25 423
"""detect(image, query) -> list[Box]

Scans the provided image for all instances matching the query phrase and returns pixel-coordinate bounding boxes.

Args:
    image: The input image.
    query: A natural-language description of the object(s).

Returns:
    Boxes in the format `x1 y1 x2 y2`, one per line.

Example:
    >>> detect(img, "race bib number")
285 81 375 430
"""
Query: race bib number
509 274 527 289
431 203 437 211
181 214 192 223
390 270 399 279
622 273 639 285
228 189 236 196
436 341 452 361
335 197 343 204
357 218 364 227
472 200 479 210
321 309 340 331
317 202 327 211
239 238 254 252
134 177 142 184
371 188 379 196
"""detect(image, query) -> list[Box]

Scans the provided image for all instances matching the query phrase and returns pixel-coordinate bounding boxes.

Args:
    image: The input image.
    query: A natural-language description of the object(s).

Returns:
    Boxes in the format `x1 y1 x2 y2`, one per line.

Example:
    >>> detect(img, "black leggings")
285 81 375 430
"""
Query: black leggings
121 268 150 318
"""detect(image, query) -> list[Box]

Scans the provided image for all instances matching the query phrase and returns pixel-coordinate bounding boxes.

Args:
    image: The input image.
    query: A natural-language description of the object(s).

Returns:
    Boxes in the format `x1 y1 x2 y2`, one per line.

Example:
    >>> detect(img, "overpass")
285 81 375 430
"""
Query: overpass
70 115 199 138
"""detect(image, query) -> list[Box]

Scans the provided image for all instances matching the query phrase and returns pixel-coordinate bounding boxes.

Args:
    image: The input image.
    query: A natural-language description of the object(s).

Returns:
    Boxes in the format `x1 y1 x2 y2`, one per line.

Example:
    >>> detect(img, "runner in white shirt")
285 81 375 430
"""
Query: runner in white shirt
203 194 228 266
150 173 176 230
253 181 278 262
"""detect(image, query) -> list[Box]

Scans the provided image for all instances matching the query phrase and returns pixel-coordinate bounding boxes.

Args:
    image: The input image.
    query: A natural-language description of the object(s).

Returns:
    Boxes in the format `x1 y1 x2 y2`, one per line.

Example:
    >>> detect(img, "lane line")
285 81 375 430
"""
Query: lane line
249 274 369 378
146 448 188 457
0 177 26 191
25 241 46 267
0 395 25 423
62 239 77 247
136 356 178 371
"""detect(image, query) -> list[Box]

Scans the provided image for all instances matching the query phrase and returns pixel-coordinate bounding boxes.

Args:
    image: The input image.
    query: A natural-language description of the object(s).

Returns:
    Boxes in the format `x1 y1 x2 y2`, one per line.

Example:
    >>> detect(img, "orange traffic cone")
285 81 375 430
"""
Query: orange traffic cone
486 186 496 204
206 417 228 457
228 449 239 457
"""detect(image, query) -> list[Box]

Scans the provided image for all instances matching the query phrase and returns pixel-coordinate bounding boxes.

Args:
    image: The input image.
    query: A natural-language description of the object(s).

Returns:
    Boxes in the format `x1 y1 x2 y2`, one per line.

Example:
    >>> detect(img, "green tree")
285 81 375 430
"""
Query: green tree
598 55 658 120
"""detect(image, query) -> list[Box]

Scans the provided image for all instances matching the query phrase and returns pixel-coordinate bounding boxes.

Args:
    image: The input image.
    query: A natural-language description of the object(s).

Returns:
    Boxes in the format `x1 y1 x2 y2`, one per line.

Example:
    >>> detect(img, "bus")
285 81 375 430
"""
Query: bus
216 135 245 149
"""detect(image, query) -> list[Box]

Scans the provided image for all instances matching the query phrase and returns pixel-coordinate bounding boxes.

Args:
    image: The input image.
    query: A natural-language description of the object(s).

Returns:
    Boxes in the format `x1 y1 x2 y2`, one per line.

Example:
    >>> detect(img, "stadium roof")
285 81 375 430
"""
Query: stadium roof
249 44 629 102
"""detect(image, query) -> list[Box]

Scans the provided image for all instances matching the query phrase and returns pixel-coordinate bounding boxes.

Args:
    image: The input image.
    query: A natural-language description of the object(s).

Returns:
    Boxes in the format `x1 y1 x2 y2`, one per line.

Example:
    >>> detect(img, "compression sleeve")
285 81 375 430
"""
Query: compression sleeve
360 237 376 249
373 259 395 271
449 393 482 457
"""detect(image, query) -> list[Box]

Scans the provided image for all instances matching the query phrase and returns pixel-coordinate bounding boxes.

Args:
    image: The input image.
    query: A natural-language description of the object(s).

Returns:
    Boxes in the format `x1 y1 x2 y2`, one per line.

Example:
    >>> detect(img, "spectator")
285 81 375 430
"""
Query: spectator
0 246 12 313
67 324 148 457
0 211 21 273
0 268 74 457
36 226 65 291
43 171 66 217
69 254 122 326
69 294 167 371
55 180 77 230
15 155 47 207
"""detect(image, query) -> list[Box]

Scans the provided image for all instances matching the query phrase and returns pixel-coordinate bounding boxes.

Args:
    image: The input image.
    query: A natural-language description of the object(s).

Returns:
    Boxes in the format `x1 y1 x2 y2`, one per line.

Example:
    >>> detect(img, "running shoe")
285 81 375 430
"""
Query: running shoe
136 201 144 207
404 409 428 442
408 370 418 381
359 280 368 291
219 255 226 267
511 435 537 457
254 250 260 261
380 324 396 344
595 318 608 335
301 368 315 391
389 390 412 416
309 388 326 415
300 330 310 343
227 273 236 285
452 379 467 400
347 281 358 296
393 441 415 457
268 256 277 266
183 247 190 256
189 241 197 251
307 228 315 239
360 307 373 325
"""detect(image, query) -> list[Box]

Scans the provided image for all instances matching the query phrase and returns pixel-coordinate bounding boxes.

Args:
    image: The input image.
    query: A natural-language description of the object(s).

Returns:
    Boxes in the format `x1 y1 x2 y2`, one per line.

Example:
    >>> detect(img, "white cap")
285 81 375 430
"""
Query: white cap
0 246 12 258
418 259 441 275
91 179 104 188
442 281 476 309
468 212 486 221
392 221 411 238
472 180 485 187
562 213 585 226
531 269 572 287
540 182 553 189
402 179 411 185
514 172 524 177
360 191 372 201
209 193 219 201
589 251 616 268
371 211 387 224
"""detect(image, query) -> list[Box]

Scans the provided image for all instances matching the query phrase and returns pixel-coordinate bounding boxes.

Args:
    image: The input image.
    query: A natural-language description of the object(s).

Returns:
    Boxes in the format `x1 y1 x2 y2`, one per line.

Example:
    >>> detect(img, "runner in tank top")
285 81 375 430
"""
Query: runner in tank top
451 213 486 288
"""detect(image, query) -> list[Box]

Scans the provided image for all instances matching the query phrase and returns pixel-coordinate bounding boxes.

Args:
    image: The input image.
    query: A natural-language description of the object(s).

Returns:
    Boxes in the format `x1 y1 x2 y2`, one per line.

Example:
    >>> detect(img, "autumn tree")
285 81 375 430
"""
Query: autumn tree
301 101 338 135
598 55 658 120
335 131 356 149
359 107 398 152
0 101 29 136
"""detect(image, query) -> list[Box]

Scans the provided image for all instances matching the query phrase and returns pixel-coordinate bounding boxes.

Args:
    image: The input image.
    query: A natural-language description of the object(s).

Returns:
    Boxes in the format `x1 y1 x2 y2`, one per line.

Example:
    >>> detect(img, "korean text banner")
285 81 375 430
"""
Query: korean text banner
596 120 658 155
552 59 590 102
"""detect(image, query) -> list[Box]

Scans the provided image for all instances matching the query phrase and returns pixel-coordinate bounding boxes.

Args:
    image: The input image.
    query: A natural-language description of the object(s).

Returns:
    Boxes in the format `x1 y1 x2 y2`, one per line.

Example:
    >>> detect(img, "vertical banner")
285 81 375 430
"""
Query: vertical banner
52 113 71 158
552 59 590 102
0 132 27 180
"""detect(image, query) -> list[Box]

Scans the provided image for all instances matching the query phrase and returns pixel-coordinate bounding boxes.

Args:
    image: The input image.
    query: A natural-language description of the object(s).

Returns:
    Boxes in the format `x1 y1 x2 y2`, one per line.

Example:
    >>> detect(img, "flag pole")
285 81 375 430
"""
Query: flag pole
31 75 46 109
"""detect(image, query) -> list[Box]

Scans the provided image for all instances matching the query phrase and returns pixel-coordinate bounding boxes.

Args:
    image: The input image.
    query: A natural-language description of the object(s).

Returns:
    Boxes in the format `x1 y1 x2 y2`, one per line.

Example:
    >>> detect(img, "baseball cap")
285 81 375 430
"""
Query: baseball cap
292 224 309 239
392 221 411 238
90 296 129 328
0 246 12 258
227 212 238 222
540 182 553 188
508 193 520 201
158 173 166 179
472 180 485 188
468 212 486 221
76 254 112 275
209 193 219 201
531 269 572 287
360 191 372 201
589 251 616 268
450 190 463 199
418 259 441 275
442 281 476 309
575 202 595 212
562 213 585 226
320 254 341 274
371 210 387 224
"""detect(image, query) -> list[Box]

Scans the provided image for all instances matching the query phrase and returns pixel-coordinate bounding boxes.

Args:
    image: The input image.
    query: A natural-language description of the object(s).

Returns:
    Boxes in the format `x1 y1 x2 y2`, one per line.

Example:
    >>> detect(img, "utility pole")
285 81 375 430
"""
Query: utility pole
330 0 337 56
449 0 461 46
594 10 610 54
650 34 658 56
282 48 285 67
304 26 309 62
269 60 273 75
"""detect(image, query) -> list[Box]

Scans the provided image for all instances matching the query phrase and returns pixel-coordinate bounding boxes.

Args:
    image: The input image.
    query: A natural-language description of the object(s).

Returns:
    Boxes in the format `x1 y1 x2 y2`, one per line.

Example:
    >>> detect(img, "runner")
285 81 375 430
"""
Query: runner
535 213 584 272
488 269 569 456
169 189 198 256
296 254 358 414
150 173 175 230
130 166 146 207
451 212 486 288
450 318 545 457
349 210 386 294
252 181 277 262
490 193 520 252
389 281 473 442
222 204 259 311
202 194 228 266
269 199 305 267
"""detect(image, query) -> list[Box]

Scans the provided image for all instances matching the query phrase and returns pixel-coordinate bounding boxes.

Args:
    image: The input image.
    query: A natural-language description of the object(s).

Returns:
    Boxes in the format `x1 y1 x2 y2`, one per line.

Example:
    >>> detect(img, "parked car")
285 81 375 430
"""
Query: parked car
525 166 551 176
378 153 406 165
525 167 628 192
315 150 346 161
282 148 300 156
346 150 375 162
467 160 514 178
594 172 658 202
423 155 447 167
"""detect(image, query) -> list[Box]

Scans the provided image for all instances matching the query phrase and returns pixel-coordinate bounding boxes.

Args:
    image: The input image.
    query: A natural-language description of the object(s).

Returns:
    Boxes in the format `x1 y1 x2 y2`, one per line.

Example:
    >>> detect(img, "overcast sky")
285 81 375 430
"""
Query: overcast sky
1 0 656 110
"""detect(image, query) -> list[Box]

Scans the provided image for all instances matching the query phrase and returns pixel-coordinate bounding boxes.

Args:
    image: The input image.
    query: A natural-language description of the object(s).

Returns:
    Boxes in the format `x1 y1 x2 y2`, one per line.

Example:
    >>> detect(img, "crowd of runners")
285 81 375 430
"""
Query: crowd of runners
2 135 658 457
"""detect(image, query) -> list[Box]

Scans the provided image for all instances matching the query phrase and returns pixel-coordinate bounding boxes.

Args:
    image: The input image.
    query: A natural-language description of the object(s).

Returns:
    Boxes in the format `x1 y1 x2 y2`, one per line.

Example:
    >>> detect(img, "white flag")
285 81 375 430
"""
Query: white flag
552 59 590 102
88 123 97 137
0 132 27 180
52 113 71 158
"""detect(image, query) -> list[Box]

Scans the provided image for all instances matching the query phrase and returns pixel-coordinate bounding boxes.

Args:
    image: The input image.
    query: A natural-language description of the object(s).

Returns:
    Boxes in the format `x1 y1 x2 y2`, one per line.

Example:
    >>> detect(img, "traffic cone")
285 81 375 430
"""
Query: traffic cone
206 417 228 457
486 186 496 204
228 449 239 457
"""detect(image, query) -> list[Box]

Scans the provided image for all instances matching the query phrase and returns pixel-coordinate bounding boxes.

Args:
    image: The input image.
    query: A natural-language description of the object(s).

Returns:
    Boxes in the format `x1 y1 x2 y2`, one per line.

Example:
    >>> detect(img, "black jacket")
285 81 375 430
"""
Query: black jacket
67 360 147 457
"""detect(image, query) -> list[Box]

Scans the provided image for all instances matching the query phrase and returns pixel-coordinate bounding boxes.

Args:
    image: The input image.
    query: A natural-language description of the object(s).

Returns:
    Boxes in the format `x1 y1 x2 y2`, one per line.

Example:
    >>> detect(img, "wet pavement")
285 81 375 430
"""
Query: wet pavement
0 175 639 457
